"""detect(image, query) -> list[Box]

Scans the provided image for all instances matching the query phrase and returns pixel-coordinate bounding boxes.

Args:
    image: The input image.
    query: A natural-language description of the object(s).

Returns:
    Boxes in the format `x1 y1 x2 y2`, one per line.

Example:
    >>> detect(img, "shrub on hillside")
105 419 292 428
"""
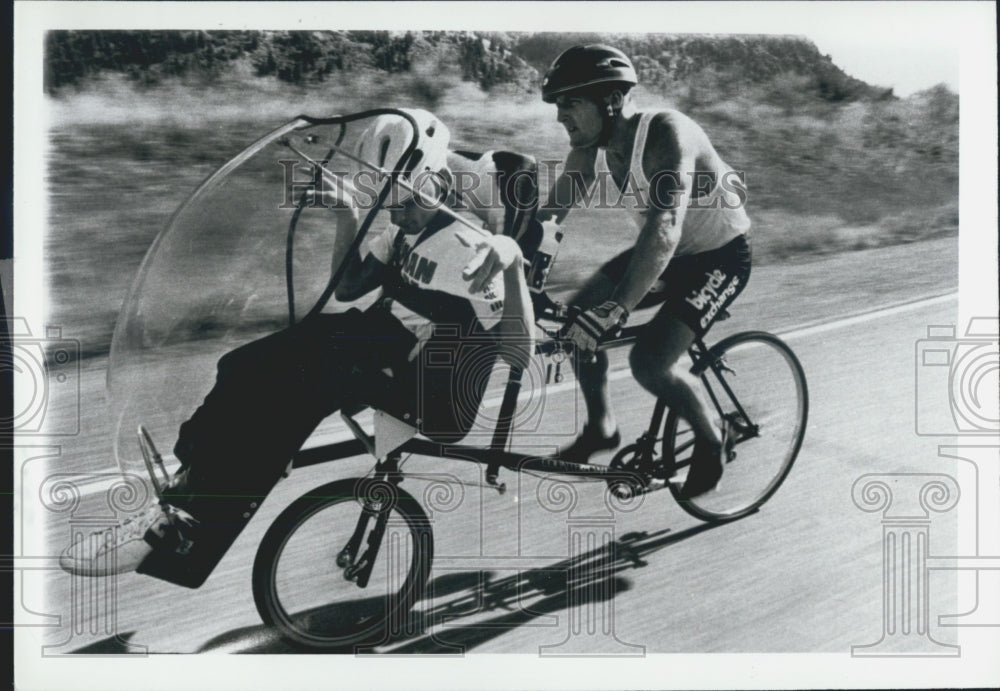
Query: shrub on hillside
460 35 537 92
632 55 670 89
44 31 260 91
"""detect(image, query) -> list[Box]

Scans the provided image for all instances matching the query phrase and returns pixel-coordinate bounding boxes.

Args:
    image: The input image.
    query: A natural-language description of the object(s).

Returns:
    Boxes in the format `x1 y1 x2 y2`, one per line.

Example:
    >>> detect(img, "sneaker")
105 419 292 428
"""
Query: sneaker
557 424 621 464
59 502 196 577
678 421 733 500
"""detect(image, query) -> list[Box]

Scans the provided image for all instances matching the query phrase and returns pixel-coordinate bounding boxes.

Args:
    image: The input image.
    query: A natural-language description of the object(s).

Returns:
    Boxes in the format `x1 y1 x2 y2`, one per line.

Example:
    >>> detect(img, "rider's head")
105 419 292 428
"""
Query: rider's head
355 108 451 231
542 45 637 147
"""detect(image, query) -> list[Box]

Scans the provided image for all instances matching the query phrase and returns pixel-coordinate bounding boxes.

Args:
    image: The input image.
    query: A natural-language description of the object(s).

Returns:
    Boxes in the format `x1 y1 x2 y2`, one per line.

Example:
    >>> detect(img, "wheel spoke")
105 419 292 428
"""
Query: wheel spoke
664 332 807 521
253 479 432 650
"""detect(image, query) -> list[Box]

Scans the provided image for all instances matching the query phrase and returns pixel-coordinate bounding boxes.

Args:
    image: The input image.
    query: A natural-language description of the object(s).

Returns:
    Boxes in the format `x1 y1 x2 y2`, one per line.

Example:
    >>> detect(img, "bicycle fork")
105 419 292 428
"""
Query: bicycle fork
336 454 402 589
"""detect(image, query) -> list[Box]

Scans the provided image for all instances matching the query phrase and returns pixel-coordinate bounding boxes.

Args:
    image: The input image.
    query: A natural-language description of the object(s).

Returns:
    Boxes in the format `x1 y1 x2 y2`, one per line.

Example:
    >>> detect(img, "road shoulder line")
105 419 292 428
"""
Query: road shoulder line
68 291 958 497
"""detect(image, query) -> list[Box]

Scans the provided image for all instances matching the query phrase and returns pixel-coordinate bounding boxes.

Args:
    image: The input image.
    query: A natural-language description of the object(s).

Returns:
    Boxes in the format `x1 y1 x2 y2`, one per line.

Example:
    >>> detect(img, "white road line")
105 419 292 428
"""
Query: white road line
773 292 956 341
481 291 958 406
70 292 956 499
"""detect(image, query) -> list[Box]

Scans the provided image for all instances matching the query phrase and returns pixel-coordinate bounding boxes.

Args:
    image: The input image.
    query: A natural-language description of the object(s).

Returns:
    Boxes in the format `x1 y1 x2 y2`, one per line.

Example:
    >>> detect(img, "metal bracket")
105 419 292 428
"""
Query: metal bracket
137 425 171 499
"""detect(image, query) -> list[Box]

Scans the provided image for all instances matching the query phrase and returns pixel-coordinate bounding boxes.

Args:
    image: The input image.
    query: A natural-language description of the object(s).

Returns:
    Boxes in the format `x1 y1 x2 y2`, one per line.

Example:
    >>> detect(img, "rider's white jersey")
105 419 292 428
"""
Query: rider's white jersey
367 214 505 341
595 110 751 257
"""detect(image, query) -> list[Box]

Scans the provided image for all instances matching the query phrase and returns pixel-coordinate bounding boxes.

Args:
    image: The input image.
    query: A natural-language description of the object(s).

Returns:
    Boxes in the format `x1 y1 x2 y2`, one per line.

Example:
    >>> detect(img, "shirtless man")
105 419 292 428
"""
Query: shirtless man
537 45 752 497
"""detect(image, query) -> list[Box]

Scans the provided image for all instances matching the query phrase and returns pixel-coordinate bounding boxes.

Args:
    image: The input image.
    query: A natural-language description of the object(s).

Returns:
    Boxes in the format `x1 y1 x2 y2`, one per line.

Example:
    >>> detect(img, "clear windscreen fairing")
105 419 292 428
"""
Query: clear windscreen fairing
107 111 421 483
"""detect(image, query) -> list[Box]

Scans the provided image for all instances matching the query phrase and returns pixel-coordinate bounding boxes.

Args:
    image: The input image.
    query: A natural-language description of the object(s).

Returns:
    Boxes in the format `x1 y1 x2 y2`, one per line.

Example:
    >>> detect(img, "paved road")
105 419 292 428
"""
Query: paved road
22 294 968 657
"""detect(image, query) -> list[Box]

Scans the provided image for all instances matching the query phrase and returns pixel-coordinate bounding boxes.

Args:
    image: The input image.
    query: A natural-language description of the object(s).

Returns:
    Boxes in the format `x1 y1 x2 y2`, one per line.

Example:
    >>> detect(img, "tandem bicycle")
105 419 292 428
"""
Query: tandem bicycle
116 109 807 650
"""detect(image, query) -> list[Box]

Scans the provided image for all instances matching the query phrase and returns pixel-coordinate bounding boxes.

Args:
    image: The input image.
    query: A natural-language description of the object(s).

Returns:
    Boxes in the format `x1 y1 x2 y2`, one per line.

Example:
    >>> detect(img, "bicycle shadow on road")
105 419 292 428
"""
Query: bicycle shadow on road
380 520 723 654
190 517 732 654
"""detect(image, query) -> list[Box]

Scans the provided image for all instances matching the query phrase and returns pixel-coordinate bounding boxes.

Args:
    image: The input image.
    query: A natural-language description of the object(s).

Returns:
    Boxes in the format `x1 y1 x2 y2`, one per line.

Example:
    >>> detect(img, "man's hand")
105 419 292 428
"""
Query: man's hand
458 230 523 293
561 301 629 359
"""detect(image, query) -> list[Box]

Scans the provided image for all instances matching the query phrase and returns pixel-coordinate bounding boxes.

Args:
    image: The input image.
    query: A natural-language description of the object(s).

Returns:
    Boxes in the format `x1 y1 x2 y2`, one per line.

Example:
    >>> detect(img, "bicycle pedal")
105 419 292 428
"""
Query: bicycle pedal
645 477 667 492
609 474 664 499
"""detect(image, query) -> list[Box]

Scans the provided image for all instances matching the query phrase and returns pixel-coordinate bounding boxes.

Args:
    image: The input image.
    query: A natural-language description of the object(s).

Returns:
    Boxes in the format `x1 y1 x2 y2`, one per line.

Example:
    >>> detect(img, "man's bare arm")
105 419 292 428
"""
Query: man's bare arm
459 232 536 369
537 146 598 223
611 114 692 311
610 203 686 311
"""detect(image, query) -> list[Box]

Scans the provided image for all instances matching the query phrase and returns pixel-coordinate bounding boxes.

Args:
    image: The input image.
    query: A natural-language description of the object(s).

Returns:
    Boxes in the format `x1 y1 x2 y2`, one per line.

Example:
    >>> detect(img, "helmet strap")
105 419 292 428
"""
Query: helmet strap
597 115 614 147
597 93 621 146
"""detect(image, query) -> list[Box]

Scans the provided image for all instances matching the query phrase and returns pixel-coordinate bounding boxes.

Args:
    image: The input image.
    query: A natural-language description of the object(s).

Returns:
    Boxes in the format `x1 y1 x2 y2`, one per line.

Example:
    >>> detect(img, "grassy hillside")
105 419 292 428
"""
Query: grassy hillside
45 30 893 102
43 31 958 360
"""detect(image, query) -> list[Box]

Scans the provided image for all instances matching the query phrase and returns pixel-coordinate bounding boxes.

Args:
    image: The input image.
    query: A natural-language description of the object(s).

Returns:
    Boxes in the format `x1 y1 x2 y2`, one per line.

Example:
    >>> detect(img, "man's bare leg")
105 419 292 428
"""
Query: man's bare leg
559 273 619 459
568 272 618 435
630 309 728 497
629 310 722 446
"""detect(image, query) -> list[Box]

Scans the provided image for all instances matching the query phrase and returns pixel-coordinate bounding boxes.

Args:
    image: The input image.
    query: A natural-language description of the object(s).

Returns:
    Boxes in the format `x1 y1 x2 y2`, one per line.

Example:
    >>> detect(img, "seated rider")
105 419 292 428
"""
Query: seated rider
60 108 536 585
536 45 753 498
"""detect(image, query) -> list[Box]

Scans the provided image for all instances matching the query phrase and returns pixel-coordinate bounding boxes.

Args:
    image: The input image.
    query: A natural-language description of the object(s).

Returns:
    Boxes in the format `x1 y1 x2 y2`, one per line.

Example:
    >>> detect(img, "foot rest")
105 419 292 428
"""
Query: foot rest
340 409 418 460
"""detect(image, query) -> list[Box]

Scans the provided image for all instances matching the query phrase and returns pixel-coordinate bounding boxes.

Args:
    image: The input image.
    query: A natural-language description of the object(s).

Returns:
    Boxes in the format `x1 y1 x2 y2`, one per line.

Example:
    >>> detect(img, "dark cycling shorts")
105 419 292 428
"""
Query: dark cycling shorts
599 234 752 336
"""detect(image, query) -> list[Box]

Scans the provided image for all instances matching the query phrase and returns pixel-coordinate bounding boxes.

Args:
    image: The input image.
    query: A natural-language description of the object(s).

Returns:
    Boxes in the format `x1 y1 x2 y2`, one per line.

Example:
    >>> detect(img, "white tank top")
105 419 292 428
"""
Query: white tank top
595 111 751 257
367 218 505 332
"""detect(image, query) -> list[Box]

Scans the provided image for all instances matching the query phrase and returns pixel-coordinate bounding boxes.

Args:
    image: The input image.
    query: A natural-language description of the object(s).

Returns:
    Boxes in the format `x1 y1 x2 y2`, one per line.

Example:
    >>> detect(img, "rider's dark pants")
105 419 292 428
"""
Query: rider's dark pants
170 310 410 498
139 308 497 587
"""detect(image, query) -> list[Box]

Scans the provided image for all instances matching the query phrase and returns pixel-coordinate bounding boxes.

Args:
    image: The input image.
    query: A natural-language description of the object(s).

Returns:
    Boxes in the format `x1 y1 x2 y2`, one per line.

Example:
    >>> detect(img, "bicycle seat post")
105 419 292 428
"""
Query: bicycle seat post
375 452 403 486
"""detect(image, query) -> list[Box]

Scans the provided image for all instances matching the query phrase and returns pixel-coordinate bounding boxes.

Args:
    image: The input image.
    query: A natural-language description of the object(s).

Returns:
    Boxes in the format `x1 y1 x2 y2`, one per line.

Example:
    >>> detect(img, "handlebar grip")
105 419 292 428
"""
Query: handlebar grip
536 339 569 356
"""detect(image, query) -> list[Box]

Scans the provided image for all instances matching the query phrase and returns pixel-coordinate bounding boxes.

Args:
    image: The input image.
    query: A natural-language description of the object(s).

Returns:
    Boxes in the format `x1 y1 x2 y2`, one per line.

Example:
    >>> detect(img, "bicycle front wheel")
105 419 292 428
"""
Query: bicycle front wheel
252 478 433 651
663 331 808 522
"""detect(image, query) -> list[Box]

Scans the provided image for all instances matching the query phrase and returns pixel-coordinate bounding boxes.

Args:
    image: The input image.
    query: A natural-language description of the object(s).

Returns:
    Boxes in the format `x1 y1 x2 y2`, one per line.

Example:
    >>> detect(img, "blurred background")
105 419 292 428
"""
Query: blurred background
43 30 959 361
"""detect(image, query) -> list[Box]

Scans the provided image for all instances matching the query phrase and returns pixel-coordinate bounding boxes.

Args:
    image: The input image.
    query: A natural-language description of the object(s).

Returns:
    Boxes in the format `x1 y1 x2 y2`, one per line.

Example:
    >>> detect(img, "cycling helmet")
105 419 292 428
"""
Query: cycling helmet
354 108 450 203
541 45 638 103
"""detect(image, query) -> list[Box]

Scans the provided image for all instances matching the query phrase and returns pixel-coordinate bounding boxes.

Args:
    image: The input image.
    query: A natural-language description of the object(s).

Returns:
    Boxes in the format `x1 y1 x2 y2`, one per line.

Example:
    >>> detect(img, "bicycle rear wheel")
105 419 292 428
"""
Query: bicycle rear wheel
252 478 432 651
663 331 808 522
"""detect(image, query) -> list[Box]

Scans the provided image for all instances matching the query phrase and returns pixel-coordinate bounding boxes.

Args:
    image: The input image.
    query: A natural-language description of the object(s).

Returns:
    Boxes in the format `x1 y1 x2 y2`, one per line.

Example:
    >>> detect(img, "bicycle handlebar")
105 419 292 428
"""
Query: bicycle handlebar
530 290 639 358
535 337 570 356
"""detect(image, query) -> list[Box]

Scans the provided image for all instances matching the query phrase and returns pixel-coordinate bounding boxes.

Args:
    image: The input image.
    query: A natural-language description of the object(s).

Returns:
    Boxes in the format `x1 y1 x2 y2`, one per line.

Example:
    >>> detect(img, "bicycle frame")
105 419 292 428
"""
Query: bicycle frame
247 112 808 643
288 316 747 492
273 109 751 491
